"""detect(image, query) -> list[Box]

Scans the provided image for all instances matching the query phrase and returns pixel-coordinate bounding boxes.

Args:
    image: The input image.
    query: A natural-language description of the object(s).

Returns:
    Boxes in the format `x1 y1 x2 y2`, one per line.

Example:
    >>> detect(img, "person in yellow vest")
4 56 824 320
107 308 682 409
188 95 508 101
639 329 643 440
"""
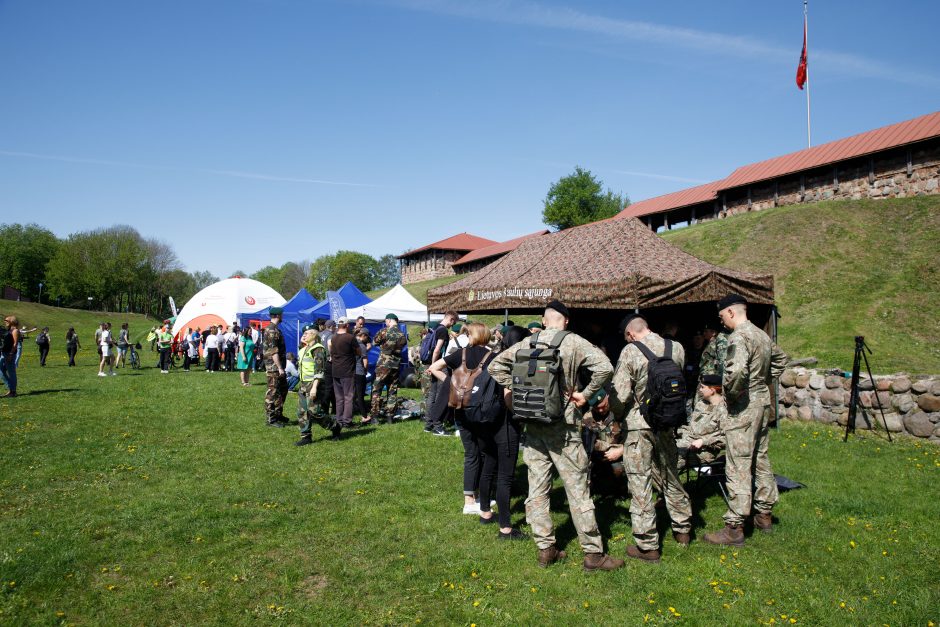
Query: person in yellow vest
295 324 340 446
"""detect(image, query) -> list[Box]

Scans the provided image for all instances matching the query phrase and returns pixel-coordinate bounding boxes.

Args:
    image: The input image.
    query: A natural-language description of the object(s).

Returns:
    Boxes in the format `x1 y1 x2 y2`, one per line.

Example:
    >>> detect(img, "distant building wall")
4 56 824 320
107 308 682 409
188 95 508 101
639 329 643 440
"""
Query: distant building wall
642 138 940 231
2 286 28 302
400 250 464 284
453 257 501 275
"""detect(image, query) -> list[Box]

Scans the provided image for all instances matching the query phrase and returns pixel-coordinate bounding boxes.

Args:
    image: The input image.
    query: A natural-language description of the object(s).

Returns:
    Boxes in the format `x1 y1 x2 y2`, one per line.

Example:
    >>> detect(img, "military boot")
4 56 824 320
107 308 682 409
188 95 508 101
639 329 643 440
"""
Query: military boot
754 512 774 533
537 545 567 568
625 545 661 563
583 553 625 571
703 524 745 547
294 435 313 447
672 531 691 547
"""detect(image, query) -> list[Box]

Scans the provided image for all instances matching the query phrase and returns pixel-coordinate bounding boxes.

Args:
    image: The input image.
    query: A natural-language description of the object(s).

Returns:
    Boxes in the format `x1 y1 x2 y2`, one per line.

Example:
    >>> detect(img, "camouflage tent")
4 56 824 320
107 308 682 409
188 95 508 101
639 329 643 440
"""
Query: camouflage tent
426 217 774 313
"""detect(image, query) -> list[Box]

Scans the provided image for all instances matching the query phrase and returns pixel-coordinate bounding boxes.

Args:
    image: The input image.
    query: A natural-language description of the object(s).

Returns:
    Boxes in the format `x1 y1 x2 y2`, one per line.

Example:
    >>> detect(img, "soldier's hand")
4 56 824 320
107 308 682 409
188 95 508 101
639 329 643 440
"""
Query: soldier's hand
570 391 587 407
595 395 610 414
603 444 624 462
502 388 512 410
689 438 704 451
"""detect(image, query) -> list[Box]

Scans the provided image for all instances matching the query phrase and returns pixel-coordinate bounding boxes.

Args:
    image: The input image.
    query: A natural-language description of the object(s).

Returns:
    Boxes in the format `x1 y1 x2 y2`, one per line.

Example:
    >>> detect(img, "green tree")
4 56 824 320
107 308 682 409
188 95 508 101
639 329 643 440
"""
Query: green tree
542 166 629 231
376 254 400 288
279 261 308 297
191 271 220 291
304 251 382 298
0 223 60 301
250 265 284 293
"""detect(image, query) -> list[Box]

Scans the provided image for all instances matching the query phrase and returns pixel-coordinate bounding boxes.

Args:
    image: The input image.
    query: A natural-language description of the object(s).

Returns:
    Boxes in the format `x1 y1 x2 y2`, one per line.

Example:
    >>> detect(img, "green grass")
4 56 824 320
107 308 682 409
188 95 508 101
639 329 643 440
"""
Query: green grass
0 301 159 346
662 196 940 373
1 360 938 625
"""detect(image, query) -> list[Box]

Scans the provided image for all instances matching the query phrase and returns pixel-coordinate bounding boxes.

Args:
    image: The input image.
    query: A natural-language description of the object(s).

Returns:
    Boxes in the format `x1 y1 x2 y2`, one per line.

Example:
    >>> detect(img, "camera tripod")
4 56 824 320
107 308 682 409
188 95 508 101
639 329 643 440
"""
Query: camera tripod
844 336 892 442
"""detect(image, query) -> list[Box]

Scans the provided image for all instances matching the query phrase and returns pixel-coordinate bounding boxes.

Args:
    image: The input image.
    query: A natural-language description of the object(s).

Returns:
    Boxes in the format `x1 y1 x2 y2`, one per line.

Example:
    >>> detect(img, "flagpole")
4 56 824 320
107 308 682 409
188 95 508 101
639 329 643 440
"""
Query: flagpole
804 0 811 148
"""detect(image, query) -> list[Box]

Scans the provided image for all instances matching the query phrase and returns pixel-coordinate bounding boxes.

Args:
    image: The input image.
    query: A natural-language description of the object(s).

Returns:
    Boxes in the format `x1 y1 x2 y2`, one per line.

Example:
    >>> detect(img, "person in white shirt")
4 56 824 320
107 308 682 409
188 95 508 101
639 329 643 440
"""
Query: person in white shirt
204 327 220 372
98 323 115 377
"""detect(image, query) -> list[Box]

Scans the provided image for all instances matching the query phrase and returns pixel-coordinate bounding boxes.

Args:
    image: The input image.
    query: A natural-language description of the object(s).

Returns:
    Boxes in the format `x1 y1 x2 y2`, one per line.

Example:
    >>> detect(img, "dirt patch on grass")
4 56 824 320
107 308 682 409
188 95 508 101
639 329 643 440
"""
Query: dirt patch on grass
301 574 328 599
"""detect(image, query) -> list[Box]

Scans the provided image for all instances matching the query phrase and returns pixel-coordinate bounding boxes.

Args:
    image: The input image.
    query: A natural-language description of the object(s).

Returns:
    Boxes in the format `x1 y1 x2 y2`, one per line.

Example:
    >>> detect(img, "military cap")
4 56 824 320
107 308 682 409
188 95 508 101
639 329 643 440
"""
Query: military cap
701 374 723 387
385 313 399 321
717 294 747 310
337 316 350 325
526 321 544 330
500 324 510 335
452 322 463 333
428 321 439 329
302 323 317 332
545 299 570 318
618 312 645 336
269 306 284 316
324 319 336 329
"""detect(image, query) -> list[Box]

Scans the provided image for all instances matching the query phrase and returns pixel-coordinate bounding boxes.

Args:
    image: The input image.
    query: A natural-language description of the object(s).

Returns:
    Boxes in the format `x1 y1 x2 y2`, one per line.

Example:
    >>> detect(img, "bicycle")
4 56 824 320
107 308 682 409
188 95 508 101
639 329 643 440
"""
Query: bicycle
128 343 141 370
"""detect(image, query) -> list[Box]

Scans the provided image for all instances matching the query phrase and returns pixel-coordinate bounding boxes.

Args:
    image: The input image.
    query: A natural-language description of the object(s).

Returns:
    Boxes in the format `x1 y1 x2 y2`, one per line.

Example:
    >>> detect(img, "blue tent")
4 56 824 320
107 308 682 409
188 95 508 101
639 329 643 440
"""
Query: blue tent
238 288 319 353
335 281 371 309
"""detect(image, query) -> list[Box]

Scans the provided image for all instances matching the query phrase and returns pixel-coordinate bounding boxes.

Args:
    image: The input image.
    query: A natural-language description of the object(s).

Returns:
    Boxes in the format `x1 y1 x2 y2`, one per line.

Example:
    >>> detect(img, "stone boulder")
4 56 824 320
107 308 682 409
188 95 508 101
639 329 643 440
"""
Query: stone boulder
890 377 911 393
882 413 904 433
780 370 796 387
875 379 892 392
785 407 798 420
911 379 930 394
794 389 812 407
783 387 797 405
931 380 940 396
809 374 825 390
825 375 843 389
797 406 814 422
903 412 934 437
858 377 874 391
916 395 940 412
820 388 845 407
795 373 810 389
892 393 916 414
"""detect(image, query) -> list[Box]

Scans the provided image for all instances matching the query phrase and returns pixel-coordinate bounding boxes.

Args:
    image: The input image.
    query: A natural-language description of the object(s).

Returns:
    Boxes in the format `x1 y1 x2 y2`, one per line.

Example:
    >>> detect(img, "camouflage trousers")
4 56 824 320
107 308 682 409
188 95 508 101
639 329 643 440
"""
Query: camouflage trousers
624 428 692 551
264 371 288 423
414 361 431 413
369 366 399 418
723 404 778 525
297 380 335 436
522 422 603 554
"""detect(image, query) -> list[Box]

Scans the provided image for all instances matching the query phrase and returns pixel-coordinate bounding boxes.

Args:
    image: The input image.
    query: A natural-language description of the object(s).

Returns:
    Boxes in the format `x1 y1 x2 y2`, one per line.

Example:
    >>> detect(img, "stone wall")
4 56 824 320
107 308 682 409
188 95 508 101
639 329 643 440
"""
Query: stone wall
777 367 940 441
400 250 464 285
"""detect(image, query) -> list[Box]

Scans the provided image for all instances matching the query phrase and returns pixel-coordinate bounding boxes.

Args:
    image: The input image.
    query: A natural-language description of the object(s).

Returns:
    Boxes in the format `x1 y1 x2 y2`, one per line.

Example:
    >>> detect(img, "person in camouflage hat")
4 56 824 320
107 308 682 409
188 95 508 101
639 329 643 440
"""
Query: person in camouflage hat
488 300 624 572
366 314 408 424
703 295 789 547
262 307 289 427
676 374 727 471
294 324 339 445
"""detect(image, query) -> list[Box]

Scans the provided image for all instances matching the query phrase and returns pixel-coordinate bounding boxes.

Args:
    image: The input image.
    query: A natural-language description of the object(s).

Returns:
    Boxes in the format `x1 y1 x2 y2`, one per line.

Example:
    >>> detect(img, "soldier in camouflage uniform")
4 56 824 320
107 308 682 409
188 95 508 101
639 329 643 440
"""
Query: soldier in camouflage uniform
294 325 338 445
410 344 430 414
489 300 623 572
699 323 730 378
262 307 289 427
676 374 727 471
607 314 693 563
704 295 789 546
368 313 408 424
581 388 627 497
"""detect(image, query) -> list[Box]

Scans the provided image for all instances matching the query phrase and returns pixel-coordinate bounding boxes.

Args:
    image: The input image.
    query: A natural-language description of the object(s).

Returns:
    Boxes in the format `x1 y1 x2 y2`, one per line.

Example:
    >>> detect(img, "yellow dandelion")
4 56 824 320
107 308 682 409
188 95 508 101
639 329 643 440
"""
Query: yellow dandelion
583 602 590 608
471 571 478 578
530 586 537 593
723 603 731 609
849 540 857 549
473 600 480 607
56 612 65 617
790 619 797 624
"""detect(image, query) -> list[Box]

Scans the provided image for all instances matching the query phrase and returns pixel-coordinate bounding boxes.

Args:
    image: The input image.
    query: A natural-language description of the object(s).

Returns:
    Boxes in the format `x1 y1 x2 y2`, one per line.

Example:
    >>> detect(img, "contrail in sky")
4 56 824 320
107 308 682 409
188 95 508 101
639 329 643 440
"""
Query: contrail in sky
0 149 379 187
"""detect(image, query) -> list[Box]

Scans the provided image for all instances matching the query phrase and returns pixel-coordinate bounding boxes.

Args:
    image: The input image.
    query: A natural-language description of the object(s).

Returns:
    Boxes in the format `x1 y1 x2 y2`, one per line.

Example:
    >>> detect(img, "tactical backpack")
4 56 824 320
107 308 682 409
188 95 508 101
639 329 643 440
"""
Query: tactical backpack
462 353 504 424
419 329 436 364
448 349 490 410
510 331 570 424
632 339 687 431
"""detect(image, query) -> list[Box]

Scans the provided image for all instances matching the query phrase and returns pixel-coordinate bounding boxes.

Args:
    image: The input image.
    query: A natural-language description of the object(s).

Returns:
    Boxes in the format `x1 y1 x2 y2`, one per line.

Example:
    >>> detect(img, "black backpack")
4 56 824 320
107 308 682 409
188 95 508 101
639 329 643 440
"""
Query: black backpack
632 339 687 431
462 353 504 424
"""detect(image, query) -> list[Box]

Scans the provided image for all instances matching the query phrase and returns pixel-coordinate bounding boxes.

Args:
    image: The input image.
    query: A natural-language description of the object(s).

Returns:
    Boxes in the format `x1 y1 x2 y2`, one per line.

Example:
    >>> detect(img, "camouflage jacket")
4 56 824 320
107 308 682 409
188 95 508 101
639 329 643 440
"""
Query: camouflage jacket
677 398 727 449
723 320 789 412
488 328 613 426
609 332 685 431
262 322 286 372
374 325 406 370
699 331 730 377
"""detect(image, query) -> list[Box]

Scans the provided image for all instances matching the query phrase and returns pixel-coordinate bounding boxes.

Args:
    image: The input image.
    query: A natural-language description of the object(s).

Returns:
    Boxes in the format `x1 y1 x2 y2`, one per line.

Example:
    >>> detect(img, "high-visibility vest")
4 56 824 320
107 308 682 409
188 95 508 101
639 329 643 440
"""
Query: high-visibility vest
298 343 324 382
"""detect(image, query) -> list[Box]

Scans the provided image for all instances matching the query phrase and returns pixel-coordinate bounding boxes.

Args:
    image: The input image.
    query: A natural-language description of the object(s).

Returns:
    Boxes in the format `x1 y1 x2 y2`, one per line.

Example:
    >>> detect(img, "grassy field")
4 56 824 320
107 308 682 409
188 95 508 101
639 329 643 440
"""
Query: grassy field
1 358 938 625
0 301 158 349
662 196 940 373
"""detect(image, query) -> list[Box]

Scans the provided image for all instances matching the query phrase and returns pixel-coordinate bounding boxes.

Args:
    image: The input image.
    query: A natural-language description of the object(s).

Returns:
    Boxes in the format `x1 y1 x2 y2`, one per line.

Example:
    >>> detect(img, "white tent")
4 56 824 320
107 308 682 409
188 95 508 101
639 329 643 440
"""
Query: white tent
172 277 286 336
346 283 443 323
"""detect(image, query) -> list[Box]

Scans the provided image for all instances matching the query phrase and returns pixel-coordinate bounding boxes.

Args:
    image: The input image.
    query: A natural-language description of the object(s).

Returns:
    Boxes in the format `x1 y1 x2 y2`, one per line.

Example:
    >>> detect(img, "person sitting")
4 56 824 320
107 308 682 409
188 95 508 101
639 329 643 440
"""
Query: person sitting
676 374 727 471
285 352 300 391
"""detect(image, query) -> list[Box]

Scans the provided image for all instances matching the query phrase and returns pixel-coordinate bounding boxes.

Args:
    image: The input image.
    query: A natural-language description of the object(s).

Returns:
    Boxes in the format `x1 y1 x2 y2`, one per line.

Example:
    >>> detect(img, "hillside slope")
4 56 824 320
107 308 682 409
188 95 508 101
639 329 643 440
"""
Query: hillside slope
662 196 940 373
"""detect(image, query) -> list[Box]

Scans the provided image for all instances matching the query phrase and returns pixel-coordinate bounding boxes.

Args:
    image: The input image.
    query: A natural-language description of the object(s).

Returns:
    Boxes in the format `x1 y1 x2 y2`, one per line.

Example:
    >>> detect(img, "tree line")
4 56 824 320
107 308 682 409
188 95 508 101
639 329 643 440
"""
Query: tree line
0 223 400 318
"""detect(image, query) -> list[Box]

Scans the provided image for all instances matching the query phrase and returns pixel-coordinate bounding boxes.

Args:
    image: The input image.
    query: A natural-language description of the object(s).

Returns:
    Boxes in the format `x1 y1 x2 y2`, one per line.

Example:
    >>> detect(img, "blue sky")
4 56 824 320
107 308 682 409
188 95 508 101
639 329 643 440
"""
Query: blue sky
1 0 938 279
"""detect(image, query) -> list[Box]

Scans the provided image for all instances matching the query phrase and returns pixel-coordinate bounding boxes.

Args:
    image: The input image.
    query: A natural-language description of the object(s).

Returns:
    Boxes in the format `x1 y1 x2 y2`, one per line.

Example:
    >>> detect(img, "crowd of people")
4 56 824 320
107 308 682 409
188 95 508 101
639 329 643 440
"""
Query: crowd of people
2 293 788 571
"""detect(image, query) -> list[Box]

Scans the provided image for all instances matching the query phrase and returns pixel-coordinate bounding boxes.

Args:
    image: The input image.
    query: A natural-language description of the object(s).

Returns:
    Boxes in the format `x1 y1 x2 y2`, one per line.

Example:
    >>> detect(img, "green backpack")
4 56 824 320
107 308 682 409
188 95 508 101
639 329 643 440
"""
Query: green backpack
510 331 570 424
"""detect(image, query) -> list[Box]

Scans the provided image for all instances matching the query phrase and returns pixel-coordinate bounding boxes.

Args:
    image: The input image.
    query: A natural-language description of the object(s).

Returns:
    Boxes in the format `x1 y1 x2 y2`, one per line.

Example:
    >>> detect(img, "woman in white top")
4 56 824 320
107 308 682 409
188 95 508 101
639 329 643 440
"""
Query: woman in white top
98 323 115 377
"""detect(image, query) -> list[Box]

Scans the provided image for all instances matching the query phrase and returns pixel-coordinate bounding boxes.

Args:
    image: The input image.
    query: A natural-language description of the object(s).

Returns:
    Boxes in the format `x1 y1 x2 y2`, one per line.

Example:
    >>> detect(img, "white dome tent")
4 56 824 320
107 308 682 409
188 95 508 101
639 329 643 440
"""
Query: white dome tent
172 277 286 337
345 283 443 323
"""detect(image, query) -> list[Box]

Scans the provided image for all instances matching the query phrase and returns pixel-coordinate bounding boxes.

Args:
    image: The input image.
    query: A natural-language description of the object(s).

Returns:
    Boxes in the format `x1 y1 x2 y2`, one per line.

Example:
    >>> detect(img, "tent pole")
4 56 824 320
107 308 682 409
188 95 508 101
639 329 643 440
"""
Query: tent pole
504 308 508 325
771 305 780 429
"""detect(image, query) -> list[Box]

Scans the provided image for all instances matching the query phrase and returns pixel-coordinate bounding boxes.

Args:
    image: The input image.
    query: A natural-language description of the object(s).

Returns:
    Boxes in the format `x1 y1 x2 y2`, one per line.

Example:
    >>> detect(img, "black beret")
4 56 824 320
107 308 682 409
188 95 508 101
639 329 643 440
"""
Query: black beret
701 374 723 386
717 294 747 310
618 313 644 336
545 300 570 318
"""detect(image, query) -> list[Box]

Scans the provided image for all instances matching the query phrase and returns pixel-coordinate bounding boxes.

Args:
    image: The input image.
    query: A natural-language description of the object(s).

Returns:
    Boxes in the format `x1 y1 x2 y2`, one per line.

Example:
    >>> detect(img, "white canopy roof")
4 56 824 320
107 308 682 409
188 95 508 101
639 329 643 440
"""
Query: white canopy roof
346 283 442 323
172 277 286 336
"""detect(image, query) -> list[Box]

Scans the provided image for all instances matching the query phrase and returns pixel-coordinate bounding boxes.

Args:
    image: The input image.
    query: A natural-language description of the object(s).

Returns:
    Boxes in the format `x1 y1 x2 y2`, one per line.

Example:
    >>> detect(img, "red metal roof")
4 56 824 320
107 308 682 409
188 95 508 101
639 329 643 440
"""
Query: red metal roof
617 181 722 219
720 110 940 190
452 230 550 267
398 232 499 258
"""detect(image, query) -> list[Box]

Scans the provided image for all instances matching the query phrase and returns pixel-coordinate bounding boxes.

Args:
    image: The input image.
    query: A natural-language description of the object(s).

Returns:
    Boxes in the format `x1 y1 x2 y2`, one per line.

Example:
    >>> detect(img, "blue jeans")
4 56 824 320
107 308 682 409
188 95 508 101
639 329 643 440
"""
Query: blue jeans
15 342 23 367
286 374 299 392
0 353 16 394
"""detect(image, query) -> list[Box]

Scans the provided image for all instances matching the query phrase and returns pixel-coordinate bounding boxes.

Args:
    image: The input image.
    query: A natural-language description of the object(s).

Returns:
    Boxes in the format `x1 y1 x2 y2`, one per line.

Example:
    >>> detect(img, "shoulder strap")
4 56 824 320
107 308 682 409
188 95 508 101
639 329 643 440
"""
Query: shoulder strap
460 348 467 368
529 331 539 348
548 330 570 349
663 338 672 360
631 340 657 363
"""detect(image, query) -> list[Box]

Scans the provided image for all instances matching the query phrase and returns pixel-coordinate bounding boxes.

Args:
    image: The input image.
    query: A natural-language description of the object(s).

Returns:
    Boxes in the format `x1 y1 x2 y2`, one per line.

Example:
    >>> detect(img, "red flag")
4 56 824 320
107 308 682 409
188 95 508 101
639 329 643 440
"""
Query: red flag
795 19 807 90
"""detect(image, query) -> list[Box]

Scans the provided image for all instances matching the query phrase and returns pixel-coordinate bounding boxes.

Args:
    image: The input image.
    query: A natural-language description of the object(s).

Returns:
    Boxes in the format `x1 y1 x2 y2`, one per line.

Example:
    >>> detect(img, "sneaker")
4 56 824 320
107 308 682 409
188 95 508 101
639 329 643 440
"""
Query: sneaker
110 372 117 376
294 435 313 447
453 429 461 437
479 514 497 525
498 528 528 541
462 502 481 515
432 428 448 437
97 372 107 377
423 426 433 433
267 421 286 428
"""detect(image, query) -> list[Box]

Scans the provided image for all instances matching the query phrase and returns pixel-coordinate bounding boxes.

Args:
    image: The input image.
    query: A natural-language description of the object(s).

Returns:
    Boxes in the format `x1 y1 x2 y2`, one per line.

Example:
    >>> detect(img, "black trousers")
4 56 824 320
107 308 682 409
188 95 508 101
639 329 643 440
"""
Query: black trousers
38 345 49 366
319 364 336 416
158 348 171 371
224 348 236 372
465 414 521 528
67 345 77 366
206 348 220 371
354 374 368 416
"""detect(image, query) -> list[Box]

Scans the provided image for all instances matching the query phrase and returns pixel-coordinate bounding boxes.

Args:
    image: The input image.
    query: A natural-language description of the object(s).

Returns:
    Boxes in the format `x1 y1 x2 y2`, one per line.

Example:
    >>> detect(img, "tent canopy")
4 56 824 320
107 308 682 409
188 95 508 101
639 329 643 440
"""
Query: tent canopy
238 288 321 353
426 217 774 314
334 282 371 309
347 284 440 323
172 277 286 337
